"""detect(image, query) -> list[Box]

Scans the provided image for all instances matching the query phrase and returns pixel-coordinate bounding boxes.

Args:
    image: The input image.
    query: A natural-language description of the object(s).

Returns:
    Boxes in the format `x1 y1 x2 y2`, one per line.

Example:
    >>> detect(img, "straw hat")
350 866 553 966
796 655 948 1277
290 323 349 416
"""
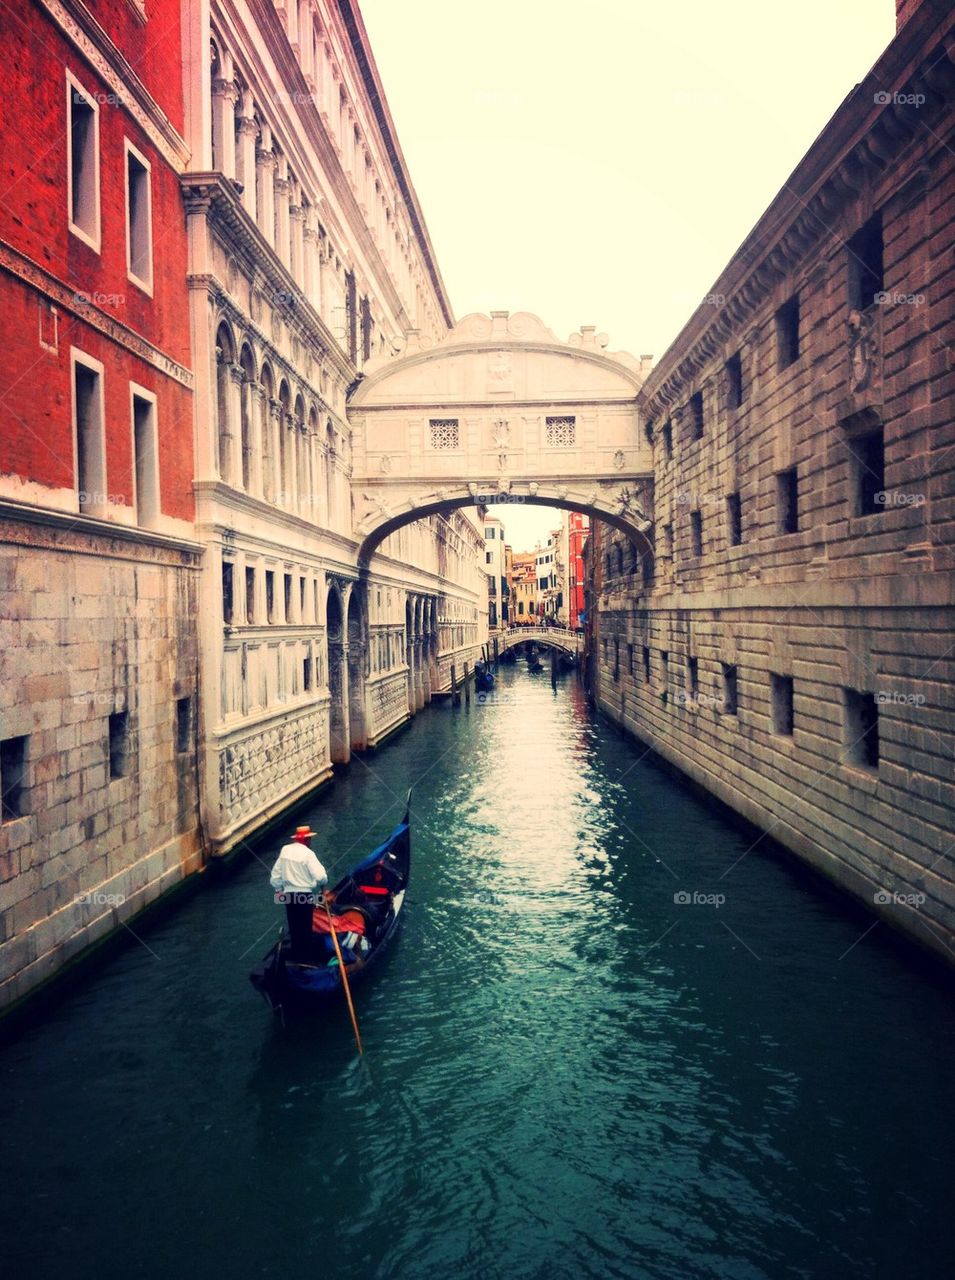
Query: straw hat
292 825 316 839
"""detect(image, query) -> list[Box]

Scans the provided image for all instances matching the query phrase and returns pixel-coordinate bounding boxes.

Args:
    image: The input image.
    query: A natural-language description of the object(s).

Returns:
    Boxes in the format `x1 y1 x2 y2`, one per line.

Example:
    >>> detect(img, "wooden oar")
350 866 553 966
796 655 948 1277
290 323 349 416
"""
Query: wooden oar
323 895 363 1056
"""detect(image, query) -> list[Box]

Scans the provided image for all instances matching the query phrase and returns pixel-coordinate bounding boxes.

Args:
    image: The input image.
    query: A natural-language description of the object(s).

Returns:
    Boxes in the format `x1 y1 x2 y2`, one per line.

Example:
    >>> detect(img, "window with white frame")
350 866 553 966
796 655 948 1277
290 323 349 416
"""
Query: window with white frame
71 349 106 515
130 383 159 527
67 71 101 251
429 419 459 450
125 140 153 292
545 416 576 447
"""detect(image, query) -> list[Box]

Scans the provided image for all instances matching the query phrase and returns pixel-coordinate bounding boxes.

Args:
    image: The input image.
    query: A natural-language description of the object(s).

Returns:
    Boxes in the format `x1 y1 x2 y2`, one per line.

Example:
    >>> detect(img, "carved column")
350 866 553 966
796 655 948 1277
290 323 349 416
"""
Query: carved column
285 412 299 511
212 77 238 179
289 189 306 285
235 106 258 220
255 137 276 246
267 398 283 505
274 158 292 270
304 211 321 314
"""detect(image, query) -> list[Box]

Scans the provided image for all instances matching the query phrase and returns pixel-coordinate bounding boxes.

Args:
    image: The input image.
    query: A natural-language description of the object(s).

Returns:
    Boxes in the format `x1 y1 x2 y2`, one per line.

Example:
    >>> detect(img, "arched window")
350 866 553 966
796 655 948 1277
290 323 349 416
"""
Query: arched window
259 362 274 502
294 392 307 511
325 419 336 528
239 343 256 491
277 380 291 504
215 321 236 481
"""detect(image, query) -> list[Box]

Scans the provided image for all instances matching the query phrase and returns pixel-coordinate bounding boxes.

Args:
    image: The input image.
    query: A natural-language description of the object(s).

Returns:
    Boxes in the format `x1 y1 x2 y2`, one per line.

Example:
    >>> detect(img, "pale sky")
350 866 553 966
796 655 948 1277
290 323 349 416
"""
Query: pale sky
360 0 898 550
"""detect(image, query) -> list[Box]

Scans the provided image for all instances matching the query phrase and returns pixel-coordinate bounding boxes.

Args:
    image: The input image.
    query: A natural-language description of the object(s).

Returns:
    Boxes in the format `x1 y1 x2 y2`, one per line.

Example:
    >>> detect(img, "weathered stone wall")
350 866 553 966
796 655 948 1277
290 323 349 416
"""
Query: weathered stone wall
589 1 955 962
0 514 202 1008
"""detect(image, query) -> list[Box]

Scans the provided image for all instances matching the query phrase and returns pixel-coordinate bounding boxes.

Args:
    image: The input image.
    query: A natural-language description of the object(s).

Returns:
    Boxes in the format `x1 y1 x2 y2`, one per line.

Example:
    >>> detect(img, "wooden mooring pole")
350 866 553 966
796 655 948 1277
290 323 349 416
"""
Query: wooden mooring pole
464 662 471 707
451 663 460 707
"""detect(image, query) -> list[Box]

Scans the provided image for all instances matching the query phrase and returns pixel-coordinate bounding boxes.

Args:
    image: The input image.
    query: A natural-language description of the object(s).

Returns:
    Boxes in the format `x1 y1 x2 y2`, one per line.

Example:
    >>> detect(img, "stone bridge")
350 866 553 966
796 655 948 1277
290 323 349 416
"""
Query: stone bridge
496 626 583 658
348 311 656 564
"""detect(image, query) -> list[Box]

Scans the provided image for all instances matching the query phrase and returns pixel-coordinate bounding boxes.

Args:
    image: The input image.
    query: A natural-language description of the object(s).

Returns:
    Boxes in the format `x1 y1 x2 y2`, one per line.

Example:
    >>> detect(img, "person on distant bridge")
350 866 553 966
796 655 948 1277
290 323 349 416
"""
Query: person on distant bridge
270 825 328 960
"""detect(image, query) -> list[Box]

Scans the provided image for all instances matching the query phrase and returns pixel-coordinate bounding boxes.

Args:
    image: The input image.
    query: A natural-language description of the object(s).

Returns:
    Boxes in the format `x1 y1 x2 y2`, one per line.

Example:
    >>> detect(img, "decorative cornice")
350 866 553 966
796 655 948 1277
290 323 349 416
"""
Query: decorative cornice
0 498 202 564
38 0 190 170
0 239 193 389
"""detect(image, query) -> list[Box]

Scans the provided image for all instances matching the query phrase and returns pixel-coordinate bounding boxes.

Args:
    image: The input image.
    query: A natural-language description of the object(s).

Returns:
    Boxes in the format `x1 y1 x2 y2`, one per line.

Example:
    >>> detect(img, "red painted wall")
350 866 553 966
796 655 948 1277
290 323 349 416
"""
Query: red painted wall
0 2 193 521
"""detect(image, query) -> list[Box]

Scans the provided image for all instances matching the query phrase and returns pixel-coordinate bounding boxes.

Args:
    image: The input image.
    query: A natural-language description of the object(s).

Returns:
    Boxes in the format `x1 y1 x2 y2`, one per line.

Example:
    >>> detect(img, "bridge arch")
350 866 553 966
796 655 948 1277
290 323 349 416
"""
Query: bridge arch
347 311 655 567
498 626 582 659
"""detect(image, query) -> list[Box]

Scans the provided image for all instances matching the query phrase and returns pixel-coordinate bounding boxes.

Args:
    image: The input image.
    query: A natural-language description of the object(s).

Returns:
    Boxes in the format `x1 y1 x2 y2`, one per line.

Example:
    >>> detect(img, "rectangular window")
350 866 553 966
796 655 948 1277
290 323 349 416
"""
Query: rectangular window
777 467 799 534
303 656 313 692
125 140 153 291
0 735 28 821
284 573 293 622
726 492 742 546
67 72 100 251
485 528 495 539
660 650 669 692
222 561 234 623
642 645 651 682
662 420 673 459
545 416 576 447
265 570 275 624
628 643 635 675
131 386 159 527
776 294 800 370
847 212 884 311
72 350 106 515
771 673 794 736
360 295 372 363
722 664 738 715
429 419 460 449
245 567 256 623
687 656 699 702
486 551 493 564
175 697 193 754
853 427 885 516
844 687 880 770
725 352 744 409
109 710 130 778
689 392 704 440
664 523 673 560
300 576 306 617
345 271 357 363
613 638 620 681
690 509 703 557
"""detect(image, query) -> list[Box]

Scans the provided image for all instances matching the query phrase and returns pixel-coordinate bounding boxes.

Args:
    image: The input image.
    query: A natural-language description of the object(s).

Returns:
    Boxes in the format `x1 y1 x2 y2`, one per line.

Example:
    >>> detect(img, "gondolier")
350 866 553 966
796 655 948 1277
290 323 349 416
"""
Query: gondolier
269 825 328 959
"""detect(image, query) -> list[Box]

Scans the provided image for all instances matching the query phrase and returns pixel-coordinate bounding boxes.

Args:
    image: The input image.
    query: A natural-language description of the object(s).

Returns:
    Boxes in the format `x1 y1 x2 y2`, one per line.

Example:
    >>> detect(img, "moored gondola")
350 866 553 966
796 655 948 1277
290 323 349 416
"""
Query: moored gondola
474 659 495 692
250 793 411 1015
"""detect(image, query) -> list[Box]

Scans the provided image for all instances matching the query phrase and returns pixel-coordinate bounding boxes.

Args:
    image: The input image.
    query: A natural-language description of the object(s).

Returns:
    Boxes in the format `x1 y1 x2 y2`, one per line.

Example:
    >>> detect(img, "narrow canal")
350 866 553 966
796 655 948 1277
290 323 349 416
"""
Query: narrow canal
2 665 952 1280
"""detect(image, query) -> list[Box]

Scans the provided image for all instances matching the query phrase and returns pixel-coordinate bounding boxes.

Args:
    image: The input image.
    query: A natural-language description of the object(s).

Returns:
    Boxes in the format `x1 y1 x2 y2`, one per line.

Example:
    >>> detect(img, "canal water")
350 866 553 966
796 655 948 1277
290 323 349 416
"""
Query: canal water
1 665 952 1280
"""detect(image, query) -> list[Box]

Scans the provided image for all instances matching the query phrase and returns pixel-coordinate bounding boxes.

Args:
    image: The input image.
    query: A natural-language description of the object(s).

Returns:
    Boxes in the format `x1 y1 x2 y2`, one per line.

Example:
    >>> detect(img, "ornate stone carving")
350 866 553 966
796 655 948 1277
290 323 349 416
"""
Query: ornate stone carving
847 309 878 393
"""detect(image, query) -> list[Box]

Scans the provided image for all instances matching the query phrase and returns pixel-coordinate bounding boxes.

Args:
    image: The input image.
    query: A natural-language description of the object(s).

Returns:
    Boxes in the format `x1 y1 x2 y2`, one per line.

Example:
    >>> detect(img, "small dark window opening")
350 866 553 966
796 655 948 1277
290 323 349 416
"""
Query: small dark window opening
689 392 704 440
345 271 358 363
662 420 673 459
613 638 620 681
777 467 799 534
628 643 635 675
776 294 800 370
687 656 699 702
360 296 373 363
845 687 880 769
664 524 674 561
660 651 670 692
265 570 275 624
727 492 742 546
847 213 884 311
642 554 654 588
642 645 651 682
722 664 738 715
303 657 313 692
690 509 703 557
854 427 885 516
300 576 307 616
771 674 794 736
1 735 28 821
109 711 130 778
176 697 193 754
221 561 234 624
725 352 744 409
245 567 255 624
284 573 293 622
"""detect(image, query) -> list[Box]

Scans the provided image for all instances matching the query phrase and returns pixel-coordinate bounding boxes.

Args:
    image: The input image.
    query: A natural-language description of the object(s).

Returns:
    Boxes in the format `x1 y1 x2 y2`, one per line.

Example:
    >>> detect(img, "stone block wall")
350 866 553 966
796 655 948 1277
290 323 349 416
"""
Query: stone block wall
0 513 202 1008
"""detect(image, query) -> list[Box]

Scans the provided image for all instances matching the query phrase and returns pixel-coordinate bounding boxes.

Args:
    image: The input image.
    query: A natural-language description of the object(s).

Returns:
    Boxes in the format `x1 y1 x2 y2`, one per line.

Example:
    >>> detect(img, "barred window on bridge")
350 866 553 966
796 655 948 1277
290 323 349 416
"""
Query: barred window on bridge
429 419 460 449
545 416 576 447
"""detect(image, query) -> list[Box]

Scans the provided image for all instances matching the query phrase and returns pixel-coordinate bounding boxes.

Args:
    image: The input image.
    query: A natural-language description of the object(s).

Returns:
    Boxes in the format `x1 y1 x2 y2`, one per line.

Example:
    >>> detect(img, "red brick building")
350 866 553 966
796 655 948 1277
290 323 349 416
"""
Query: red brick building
0 1 201 1010
567 510 588 630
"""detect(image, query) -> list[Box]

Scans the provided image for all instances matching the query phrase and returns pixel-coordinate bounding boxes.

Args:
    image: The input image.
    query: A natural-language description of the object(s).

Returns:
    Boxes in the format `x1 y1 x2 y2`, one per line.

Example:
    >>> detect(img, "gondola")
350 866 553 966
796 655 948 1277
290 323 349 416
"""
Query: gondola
474 659 495 693
250 792 411 1014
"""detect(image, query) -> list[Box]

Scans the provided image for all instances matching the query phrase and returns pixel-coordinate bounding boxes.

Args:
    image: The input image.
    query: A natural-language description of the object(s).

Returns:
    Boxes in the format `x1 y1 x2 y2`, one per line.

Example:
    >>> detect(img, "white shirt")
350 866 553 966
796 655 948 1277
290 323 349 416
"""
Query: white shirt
269 842 328 893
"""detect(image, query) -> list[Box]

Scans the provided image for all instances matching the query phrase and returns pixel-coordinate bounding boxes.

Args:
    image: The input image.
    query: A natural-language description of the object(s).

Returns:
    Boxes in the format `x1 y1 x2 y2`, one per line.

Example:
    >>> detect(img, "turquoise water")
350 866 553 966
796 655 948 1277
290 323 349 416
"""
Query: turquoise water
1 666 952 1279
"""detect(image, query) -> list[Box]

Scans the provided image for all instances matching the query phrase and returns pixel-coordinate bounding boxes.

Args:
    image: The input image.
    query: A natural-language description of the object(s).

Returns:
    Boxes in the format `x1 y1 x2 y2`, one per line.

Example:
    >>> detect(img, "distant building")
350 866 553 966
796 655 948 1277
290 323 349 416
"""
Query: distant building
510 552 538 624
483 513 507 628
566 511 589 629
536 530 564 621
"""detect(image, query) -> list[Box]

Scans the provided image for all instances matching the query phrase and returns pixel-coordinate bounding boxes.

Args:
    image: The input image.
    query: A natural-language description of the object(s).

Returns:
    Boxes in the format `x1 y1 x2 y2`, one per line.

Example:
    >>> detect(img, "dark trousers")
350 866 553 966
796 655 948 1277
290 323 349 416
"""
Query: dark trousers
285 896 315 959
